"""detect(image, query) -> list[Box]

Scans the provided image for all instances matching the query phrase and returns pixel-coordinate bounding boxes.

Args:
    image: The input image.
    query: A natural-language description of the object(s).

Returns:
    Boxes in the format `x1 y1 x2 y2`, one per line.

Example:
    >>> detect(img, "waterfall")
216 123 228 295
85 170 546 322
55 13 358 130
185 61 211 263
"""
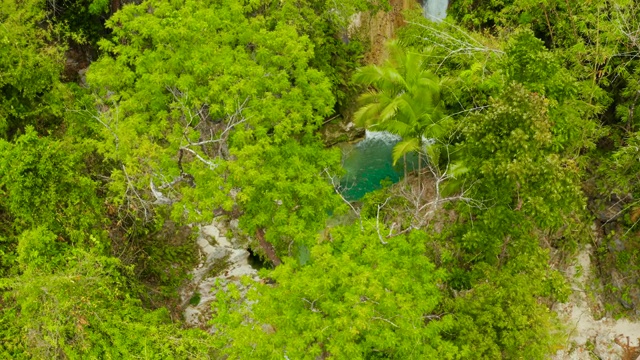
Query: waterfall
423 0 448 22
360 130 401 146
362 131 434 147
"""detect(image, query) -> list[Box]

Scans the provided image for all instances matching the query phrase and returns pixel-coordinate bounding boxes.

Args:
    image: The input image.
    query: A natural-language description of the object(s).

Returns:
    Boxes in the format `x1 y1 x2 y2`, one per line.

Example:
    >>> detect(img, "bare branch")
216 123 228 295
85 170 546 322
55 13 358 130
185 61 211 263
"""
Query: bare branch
376 197 392 245
121 165 151 222
406 20 503 73
179 147 217 169
371 316 399 328
302 295 324 313
324 169 363 232
150 179 173 205
169 89 250 167
66 105 120 152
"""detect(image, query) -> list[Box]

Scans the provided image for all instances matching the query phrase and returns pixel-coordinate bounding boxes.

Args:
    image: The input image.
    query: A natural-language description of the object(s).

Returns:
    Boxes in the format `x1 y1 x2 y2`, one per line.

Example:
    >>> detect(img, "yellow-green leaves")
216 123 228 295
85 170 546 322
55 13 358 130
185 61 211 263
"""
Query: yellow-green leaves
212 223 458 359
16 227 60 271
462 83 583 229
0 0 65 139
0 127 104 244
228 141 342 258
87 0 340 226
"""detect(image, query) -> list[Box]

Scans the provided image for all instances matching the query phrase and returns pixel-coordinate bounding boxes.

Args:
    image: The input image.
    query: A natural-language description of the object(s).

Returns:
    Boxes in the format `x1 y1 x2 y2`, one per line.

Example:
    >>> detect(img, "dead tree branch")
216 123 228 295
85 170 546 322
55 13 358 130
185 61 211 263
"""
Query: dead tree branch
325 169 363 232
376 197 392 245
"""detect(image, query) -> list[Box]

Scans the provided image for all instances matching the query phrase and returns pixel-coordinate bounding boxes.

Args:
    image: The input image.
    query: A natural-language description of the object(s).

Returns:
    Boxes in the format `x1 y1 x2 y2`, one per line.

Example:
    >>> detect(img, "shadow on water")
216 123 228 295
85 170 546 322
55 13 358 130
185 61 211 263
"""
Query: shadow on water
340 131 418 201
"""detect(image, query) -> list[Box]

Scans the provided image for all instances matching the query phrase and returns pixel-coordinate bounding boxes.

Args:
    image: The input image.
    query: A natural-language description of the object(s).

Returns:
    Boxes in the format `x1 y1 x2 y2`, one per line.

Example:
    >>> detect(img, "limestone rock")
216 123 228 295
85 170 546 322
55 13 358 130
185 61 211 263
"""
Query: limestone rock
179 218 259 331
320 119 365 146
552 243 640 360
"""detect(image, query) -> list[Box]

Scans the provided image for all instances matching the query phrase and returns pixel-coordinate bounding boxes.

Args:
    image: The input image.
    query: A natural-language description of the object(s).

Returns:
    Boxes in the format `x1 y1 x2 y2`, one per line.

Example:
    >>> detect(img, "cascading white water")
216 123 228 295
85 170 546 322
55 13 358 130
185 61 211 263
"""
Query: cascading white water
360 130 401 146
362 130 433 147
423 0 448 22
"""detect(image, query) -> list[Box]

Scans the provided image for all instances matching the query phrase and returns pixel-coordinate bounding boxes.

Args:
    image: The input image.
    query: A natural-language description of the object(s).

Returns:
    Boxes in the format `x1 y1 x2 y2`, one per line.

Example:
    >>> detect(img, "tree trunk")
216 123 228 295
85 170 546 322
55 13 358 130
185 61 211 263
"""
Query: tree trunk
403 154 407 181
418 151 422 192
111 0 121 14
256 228 282 267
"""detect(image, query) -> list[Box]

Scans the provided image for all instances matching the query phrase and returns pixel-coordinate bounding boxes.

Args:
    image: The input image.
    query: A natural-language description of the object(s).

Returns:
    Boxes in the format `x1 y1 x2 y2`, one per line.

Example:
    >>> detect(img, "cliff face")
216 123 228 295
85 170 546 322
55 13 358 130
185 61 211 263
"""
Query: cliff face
350 0 421 65
180 219 259 331
319 1 422 147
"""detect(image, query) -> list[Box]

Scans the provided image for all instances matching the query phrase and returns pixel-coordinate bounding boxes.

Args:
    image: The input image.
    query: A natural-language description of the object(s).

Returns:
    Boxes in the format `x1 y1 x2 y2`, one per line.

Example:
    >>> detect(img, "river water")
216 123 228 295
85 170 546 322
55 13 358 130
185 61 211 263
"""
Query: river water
340 131 417 200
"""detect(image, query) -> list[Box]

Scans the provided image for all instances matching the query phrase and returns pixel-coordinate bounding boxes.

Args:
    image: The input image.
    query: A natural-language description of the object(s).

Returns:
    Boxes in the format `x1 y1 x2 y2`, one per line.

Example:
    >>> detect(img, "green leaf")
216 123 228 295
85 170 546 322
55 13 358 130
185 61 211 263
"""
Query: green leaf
392 138 420 165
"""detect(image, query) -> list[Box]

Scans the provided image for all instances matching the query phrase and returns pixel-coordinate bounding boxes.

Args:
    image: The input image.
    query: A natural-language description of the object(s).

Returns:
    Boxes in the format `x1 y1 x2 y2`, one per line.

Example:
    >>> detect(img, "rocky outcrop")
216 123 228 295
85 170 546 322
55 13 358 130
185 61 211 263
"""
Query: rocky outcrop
180 219 259 330
349 0 421 65
553 244 640 360
320 119 365 146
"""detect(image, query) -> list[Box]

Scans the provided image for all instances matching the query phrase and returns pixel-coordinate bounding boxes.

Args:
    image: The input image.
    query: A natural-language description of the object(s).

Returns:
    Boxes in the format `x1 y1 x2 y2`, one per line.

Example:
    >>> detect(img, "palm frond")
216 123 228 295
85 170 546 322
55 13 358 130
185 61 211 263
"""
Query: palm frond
353 66 384 86
382 67 408 90
378 97 402 123
353 102 383 128
357 91 380 106
416 76 441 95
392 138 420 165
353 40 451 152
384 119 412 138
395 96 418 123
404 52 425 84
386 40 405 68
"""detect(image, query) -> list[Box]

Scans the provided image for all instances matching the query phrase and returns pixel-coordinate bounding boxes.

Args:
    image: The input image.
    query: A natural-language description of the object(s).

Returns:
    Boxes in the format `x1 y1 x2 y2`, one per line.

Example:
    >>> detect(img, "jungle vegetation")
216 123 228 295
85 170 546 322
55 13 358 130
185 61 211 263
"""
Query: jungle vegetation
1 0 640 358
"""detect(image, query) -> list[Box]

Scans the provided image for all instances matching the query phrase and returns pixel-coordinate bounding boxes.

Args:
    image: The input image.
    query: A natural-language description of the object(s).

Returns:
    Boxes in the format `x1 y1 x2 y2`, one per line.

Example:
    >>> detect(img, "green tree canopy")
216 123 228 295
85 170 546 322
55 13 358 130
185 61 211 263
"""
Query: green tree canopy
0 0 66 139
1 230 215 359
211 223 459 359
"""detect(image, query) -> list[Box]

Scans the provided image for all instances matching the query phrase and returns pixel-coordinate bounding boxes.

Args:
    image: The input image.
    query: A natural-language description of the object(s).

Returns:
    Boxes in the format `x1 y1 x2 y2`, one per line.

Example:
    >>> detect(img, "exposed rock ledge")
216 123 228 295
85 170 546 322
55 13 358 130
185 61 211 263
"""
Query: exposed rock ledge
553 244 640 360
320 119 365 147
179 218 259 331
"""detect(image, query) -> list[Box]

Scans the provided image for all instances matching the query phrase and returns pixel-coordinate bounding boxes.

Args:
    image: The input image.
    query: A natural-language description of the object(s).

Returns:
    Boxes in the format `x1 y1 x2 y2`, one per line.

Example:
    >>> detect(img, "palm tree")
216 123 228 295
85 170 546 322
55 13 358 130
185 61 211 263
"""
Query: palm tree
353 41 449 182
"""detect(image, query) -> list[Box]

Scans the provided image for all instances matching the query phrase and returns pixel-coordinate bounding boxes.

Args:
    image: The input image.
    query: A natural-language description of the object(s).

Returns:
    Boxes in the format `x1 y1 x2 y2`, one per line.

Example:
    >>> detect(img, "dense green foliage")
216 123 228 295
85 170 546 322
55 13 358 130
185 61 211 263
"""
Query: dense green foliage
212 224 457 359
3 0 640 358
0 0 66 139
2 238 215 359
353 40 449 165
